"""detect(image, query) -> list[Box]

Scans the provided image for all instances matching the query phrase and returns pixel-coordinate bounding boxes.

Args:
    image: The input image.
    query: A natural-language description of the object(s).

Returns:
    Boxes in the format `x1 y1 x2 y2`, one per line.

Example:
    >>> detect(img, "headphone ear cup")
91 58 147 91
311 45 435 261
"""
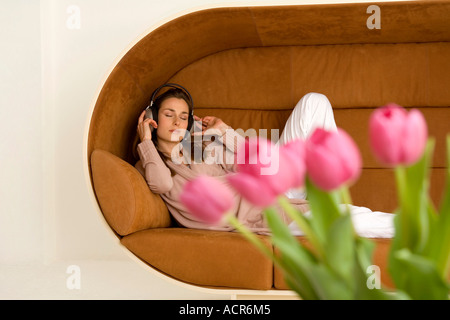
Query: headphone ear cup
187 114 194 133
145 107 156 131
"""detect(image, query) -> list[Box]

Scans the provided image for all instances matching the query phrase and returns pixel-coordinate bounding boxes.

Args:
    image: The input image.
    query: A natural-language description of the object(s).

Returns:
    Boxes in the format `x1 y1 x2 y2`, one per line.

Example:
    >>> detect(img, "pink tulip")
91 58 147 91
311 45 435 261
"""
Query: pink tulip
227 137 306 207
305 128 362 191
180 175 234 225
226 173 281 207
281 138 307 189
369 104 428 166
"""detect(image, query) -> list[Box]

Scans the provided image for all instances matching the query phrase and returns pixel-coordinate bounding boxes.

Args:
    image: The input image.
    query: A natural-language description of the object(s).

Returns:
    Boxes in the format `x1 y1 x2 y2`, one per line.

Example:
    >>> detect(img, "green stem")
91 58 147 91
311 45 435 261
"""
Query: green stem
226 212 317 299
394 166 410 248
339 186 353 215
277 196 325 261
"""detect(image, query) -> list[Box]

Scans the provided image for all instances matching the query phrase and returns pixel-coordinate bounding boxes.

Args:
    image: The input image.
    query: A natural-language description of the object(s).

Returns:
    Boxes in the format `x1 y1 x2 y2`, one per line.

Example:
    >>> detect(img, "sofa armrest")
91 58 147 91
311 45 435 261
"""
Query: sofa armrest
90 149 171 236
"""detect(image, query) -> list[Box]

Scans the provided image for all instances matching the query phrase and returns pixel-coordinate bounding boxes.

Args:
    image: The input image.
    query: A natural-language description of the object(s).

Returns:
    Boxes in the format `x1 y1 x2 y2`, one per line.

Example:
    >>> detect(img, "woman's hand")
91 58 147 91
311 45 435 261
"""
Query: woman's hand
193 115 230 136
137 110 158 142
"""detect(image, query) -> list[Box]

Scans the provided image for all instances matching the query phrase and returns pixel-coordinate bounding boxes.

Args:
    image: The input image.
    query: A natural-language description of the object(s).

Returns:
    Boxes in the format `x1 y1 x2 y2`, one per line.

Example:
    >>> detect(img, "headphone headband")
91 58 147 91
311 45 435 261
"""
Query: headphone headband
148 83 193 112
144 83 195 135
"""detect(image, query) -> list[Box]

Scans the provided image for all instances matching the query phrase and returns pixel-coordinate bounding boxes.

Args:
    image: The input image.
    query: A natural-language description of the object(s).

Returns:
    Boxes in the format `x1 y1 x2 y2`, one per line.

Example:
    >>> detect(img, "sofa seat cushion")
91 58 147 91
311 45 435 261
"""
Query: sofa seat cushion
120 228 274 290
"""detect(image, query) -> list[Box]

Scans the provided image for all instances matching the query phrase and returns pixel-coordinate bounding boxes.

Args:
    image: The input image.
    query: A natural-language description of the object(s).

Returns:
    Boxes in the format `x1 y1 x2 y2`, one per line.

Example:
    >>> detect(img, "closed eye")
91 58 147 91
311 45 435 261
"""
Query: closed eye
164 112 188 121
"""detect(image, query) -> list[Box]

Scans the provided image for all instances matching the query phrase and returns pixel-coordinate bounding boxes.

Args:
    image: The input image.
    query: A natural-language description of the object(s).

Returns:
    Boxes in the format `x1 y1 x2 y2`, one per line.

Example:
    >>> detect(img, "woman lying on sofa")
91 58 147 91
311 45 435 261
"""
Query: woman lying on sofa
133 85 394 237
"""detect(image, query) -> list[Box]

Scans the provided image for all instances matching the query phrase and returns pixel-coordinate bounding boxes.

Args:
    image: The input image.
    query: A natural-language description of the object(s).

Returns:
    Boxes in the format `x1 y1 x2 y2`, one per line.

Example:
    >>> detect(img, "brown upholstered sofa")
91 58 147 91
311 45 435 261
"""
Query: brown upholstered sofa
88 1 450 292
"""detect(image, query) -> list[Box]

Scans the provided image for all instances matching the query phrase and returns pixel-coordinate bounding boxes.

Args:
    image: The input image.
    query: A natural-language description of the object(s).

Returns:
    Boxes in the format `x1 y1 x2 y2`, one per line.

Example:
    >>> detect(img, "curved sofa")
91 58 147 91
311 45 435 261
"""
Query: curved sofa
88 1 450 291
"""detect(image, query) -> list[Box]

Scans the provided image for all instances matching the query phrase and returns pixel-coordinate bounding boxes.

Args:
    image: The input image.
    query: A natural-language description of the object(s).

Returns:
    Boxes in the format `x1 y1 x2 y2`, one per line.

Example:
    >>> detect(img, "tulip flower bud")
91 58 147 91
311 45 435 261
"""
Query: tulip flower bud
280 138 307 190
228 137 306 207
305 128 362 191
180 175 234 225
369 104 428 166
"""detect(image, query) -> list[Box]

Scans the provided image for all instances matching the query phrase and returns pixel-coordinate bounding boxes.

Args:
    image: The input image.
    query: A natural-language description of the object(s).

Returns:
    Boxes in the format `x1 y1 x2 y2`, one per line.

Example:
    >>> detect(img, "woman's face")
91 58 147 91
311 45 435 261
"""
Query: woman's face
156 97 190 143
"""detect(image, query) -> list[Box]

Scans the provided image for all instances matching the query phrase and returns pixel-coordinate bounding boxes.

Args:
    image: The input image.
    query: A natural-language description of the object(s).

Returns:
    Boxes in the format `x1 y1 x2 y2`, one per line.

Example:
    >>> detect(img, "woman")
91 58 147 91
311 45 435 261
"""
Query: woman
134 86 340 234
136 88 393 237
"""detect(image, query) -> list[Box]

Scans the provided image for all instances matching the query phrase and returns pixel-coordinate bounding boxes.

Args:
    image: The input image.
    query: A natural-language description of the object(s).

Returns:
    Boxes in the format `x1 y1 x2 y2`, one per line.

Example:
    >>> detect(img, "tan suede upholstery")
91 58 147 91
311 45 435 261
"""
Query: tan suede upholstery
91 150 171 236
120 228 274 289
88 1 450 291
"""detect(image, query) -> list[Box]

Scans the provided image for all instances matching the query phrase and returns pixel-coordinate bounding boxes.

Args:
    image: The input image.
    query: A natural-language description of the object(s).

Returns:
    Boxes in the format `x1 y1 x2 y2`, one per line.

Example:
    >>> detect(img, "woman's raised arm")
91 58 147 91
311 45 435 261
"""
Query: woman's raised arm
135 111 173 194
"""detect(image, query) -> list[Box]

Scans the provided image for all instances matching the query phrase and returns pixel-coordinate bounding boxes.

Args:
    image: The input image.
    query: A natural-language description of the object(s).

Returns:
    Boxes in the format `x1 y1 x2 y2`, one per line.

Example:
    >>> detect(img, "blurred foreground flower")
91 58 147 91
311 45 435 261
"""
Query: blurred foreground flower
227 137 306 207
179 175 233 225
369 105 449 299
369 103 428 166
305 128 362 191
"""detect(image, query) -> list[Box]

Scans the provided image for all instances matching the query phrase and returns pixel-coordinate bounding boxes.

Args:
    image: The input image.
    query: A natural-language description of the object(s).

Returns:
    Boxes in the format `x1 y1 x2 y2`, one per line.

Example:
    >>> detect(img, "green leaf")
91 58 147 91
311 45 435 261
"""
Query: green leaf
423 199 444 269
283 273 315 300
264 207 319 299
407 140 434 253
323 219 394 300
307 264 353 300
305 178 342 245
278 254 319 300
393 139 434 254
355 237 376 272
352 258 398 300
324 214 355 285
434 134 450 278
277 196 324 259
423 134 450 279
264 207 315 264
352 237 398 299
392 249 449 300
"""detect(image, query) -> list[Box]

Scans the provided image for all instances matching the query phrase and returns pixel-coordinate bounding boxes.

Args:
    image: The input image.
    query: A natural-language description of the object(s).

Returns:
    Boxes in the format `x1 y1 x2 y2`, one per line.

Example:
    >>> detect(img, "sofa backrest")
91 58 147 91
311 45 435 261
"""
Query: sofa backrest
88 1 450 227
167 42 450 211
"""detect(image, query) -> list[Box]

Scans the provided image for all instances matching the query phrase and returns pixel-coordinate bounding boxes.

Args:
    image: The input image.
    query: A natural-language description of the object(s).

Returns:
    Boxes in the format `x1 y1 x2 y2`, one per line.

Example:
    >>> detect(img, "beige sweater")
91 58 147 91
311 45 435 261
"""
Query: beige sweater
135 129 309 234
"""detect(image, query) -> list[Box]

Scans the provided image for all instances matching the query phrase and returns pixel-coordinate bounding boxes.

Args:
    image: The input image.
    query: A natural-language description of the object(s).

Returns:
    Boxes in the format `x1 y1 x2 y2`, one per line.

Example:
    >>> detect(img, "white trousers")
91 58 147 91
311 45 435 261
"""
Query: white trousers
279 92 337 200
280 93 394 238
279 92 337 145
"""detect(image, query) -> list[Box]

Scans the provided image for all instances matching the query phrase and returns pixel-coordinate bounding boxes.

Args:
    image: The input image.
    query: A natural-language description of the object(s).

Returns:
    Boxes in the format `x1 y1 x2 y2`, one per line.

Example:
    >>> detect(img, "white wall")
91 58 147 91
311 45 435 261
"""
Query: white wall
0 0 43 264
0 0 408 299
